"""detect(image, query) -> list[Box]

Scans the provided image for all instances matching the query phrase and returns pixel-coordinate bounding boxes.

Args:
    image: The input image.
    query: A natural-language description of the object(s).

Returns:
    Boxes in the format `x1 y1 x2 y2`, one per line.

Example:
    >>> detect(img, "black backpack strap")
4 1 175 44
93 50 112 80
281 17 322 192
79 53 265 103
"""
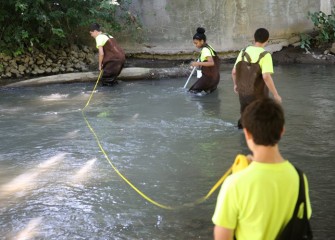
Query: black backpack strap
293 166 308 219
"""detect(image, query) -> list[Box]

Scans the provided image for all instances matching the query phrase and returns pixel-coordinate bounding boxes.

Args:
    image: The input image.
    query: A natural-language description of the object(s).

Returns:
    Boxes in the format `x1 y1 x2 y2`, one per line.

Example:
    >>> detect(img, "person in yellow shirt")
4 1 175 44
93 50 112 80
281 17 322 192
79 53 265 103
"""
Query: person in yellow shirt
189 27 220 94
212 98 312 240
231 28 281 128
89 23 125 85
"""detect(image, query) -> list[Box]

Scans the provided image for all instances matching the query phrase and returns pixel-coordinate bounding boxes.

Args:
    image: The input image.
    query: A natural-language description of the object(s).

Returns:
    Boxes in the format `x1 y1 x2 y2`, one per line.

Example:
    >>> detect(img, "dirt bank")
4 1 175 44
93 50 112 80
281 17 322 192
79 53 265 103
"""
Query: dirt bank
272 46 335 65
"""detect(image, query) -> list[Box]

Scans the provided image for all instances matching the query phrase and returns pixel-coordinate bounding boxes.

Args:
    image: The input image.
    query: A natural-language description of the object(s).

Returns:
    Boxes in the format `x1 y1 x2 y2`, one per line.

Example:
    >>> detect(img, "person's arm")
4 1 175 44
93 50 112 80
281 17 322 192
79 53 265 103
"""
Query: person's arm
231 67 238 94
191 56 214 67
98 46 104 71
214 225 234 240
262 73 282 103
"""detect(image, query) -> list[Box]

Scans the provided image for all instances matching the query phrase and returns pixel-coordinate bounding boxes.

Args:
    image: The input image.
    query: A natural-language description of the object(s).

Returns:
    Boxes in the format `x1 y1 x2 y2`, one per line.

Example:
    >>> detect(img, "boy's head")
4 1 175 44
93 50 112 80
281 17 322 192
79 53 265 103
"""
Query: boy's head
254 28 269 44
89 23 101 38
90 23 101 32
241 98 284 146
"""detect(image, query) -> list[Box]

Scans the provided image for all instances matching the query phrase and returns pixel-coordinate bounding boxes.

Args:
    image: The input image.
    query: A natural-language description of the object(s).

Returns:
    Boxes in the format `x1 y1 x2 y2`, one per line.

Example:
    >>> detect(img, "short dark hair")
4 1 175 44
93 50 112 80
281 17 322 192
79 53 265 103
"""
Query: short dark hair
254 28 269 43
90 23 101 32
241 98 284 146
193 27 207 42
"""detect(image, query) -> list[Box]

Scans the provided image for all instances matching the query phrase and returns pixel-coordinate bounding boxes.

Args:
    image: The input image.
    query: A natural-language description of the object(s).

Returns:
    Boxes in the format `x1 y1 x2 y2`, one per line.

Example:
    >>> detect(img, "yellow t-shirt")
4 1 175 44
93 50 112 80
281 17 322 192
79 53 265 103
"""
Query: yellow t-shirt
212 161 312 240
95 34 114 48
234 46 274 74
200 45 215 62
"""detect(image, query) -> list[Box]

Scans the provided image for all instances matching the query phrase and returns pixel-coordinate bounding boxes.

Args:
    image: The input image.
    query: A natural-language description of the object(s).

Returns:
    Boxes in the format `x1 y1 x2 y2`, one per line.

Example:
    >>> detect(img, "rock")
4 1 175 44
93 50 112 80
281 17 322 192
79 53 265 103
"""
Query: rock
36 59 44 65
18 65 26 73
288 35 301 45
70 44 80 52
82 46 90 53
292 42 301 47
266 41 289 53
60 50 67 57
3 55 12 61
330 43 335 55
70 51 78 58
4 67 189 87
52 68 60 73
74 63 82 69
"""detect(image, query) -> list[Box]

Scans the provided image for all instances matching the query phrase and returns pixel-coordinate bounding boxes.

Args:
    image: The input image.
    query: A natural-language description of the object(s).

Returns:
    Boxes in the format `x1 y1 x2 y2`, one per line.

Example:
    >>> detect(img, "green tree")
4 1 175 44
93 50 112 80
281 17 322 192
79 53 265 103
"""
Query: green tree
0 0 134 55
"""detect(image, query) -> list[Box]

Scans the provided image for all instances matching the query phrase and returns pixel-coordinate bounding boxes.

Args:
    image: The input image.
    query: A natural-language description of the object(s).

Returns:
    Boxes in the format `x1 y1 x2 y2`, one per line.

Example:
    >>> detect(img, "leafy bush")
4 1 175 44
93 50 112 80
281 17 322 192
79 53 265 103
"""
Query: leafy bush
308 7 335 45
0 0 137 55
301 6 335 51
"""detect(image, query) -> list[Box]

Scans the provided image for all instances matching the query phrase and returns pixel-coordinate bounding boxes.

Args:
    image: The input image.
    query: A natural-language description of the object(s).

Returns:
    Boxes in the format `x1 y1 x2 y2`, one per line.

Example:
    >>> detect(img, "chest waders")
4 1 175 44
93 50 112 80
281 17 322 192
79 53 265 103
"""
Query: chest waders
101 34 126 85
235 49 269 128
189 44 220 93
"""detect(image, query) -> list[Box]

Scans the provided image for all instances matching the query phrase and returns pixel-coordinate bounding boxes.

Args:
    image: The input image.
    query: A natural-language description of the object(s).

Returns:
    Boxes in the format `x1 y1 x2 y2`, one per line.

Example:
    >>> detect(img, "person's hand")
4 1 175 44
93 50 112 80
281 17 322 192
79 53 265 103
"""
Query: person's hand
233 85 238 94
99 65 102 71
191 61 199 67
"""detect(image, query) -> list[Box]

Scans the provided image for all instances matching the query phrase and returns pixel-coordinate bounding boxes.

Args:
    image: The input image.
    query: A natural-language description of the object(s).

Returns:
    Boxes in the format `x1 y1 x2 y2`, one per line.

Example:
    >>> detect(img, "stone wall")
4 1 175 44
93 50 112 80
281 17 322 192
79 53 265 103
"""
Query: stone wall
122 0 321 56
0 45 96 79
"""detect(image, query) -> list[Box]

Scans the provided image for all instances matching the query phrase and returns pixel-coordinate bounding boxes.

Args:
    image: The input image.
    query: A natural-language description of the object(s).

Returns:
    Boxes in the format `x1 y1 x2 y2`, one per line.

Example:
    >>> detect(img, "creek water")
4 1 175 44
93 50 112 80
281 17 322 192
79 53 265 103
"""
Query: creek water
0 64 334 239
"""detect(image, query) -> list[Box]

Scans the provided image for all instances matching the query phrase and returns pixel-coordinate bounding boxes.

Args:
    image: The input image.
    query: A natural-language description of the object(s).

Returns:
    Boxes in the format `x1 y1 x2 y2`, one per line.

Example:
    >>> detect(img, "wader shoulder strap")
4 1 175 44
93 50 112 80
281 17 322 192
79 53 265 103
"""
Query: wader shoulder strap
204 44 217 57
256 51 269 64
241 49 269 64
241 49 252 63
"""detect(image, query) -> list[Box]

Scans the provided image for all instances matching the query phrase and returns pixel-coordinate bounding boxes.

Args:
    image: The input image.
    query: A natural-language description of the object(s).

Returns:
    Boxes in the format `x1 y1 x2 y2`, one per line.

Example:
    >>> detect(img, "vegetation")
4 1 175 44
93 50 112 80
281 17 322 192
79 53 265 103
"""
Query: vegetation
300 7 335 51
0 0 137 56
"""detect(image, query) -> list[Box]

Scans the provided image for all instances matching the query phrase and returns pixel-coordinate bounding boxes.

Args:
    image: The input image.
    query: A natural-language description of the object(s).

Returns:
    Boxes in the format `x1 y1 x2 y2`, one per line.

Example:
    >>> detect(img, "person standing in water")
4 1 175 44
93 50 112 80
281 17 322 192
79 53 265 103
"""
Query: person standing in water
189 27 220 94
89 23 126 85
231 28 281 128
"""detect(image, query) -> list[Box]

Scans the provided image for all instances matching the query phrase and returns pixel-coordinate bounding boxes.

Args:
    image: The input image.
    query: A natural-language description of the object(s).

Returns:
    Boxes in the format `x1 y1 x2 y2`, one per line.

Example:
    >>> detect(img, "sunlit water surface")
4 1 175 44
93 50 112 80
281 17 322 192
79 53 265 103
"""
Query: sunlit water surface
0 64 334 239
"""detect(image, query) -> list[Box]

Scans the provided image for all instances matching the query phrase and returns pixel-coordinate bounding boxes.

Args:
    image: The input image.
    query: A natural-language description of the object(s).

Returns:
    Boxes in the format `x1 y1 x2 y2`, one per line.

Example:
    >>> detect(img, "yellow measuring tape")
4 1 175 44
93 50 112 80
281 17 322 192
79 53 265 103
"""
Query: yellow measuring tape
81 71 249 210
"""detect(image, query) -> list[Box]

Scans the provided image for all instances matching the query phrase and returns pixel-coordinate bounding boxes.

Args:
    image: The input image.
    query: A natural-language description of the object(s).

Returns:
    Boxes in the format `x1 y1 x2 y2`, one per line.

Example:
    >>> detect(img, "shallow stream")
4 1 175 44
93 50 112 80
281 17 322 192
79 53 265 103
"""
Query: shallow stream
0 64 334 239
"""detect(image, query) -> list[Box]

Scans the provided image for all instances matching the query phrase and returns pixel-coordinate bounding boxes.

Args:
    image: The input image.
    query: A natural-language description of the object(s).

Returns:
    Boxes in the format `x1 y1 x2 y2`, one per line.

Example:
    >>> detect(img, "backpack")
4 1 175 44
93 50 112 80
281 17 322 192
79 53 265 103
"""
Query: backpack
276 167 313 240
235 48 269 98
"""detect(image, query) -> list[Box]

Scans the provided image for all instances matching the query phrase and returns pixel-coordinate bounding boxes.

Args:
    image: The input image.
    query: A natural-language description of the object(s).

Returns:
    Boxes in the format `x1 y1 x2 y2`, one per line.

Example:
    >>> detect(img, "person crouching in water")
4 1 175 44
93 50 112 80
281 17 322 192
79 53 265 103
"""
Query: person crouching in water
189 27 220 94
89 23 126 85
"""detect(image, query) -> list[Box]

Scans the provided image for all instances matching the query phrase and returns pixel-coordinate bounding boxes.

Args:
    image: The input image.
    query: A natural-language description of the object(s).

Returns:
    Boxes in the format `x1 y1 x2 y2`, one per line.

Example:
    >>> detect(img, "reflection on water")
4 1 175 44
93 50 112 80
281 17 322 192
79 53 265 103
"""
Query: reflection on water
13 217 43 240
0 64 334 239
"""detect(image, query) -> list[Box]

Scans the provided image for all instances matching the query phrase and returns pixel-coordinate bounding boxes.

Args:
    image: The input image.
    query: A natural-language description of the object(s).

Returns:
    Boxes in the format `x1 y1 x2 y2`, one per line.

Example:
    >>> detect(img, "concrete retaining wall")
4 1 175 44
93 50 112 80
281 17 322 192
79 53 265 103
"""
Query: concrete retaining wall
123 0 321 56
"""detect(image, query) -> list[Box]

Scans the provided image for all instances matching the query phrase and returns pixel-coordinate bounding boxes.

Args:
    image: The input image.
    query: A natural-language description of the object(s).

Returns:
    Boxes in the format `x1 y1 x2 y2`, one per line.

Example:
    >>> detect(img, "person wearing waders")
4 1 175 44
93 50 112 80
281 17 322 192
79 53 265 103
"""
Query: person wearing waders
89 23 125 85
189 27 220 94
231 28 282 129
